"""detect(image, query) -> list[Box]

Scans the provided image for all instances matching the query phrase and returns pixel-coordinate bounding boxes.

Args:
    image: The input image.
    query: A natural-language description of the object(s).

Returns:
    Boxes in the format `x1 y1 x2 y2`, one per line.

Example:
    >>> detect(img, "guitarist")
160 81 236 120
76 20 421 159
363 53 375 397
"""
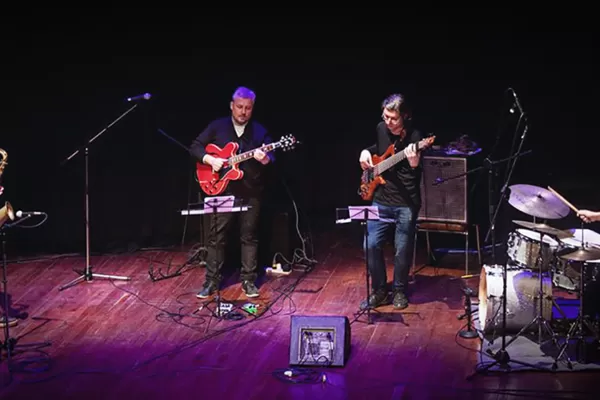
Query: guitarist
358 93 423 310
189 86 274 299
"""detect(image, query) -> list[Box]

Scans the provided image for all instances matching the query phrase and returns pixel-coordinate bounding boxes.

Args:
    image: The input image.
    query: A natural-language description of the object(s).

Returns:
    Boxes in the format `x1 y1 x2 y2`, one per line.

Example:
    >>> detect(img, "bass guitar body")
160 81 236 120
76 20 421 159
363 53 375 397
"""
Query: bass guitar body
196 142 244 196
358 144 395 201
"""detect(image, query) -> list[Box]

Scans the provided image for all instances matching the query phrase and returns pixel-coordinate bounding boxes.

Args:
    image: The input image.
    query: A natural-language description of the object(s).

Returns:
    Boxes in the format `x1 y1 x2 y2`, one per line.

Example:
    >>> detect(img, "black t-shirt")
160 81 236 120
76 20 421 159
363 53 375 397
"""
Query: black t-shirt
189 117 274 198
365 122 423 210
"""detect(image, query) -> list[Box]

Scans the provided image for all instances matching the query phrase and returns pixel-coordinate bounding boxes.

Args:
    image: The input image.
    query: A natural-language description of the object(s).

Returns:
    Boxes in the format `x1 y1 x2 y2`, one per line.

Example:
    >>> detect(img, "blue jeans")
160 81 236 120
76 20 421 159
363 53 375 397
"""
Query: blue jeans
364 201 417 294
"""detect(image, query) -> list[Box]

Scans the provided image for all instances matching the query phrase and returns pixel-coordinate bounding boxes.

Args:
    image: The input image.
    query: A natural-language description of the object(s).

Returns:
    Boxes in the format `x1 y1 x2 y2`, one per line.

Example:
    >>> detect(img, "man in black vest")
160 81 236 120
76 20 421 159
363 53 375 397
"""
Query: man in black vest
358 93 423 310
190 86 274 298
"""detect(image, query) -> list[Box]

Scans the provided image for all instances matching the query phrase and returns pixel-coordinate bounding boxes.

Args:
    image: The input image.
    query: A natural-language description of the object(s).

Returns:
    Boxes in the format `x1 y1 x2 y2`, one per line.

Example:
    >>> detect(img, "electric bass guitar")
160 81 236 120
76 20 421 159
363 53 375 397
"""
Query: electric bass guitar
358 136 436 201
196 134 297 195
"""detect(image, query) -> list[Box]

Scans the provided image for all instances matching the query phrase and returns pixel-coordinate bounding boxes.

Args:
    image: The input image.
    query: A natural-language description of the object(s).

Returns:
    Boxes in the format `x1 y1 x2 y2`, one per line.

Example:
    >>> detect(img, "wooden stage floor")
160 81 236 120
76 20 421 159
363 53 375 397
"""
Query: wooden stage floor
0 232 597 399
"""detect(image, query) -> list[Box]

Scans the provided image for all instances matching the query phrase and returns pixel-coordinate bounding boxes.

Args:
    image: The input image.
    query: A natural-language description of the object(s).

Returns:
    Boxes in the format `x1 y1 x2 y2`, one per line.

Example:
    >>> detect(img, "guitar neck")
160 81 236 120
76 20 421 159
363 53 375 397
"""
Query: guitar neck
374 148 409 175
229 142 279 165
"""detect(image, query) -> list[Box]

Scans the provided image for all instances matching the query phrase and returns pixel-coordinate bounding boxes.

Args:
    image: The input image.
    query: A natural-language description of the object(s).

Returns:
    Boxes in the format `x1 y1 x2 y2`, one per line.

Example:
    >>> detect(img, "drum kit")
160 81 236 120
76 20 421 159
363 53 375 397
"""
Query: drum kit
478 183 600 369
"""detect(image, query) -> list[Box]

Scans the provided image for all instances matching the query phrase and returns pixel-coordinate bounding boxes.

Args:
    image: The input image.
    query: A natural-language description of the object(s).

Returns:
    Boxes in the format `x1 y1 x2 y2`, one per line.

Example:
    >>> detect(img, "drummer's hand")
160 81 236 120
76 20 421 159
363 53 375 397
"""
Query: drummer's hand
577 209 600 223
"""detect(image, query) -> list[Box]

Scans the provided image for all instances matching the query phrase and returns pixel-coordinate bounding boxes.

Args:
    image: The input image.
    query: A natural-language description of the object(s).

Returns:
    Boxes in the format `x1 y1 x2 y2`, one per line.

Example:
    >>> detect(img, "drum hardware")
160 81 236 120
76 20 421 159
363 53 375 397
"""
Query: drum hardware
467 94 534 379
501 228 572 366
554 240 600 367
506 227 561 271
458 286 478 339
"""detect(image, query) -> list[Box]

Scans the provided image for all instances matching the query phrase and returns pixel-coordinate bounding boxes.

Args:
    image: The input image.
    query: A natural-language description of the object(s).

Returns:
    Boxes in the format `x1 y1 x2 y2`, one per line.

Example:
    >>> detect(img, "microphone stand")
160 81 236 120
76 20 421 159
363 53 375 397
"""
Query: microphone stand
58 104 138 291
467 112 547 378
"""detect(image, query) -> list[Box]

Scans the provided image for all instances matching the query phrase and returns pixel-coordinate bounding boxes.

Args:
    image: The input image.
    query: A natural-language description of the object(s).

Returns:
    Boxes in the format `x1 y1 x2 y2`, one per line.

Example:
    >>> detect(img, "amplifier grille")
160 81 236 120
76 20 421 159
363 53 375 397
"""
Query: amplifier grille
418 156 467 224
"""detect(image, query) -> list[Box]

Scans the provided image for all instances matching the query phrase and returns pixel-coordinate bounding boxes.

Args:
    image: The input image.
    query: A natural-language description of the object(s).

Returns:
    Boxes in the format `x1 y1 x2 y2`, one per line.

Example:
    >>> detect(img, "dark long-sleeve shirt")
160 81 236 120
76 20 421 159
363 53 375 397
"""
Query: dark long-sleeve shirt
365 122 423 210
190 117 274 197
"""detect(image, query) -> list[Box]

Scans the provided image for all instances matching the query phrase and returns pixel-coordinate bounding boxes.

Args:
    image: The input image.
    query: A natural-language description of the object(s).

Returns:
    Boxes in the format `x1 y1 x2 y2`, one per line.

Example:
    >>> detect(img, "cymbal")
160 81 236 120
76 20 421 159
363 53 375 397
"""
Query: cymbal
512 220 573 239
557 247 600 262
508 184 570 219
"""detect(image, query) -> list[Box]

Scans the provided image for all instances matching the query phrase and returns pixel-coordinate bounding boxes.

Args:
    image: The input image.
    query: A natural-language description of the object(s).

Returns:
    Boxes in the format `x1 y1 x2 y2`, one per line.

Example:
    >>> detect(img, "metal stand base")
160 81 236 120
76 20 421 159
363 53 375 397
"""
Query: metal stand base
59 266 130 291
352 305 383 325
467 348 546 379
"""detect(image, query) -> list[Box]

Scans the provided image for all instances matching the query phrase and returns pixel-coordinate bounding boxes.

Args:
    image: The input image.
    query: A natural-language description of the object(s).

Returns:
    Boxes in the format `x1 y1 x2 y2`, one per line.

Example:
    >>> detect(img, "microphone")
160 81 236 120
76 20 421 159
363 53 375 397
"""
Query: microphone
126 93 152 102
508 87 523 115
16 210 45 218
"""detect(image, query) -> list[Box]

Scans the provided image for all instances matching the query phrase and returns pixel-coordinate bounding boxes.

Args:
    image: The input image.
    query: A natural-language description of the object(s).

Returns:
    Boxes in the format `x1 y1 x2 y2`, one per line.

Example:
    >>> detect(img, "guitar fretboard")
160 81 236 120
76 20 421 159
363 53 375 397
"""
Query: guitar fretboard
374 148 409 175
228 142 280 165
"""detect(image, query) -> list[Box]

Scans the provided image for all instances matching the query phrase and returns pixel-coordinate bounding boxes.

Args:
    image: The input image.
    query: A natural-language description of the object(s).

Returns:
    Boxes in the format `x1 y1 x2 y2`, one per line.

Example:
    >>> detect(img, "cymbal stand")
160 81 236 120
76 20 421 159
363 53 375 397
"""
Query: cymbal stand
554 227 600 366
58 104 138 291
498 231 570 363
468 234 553 378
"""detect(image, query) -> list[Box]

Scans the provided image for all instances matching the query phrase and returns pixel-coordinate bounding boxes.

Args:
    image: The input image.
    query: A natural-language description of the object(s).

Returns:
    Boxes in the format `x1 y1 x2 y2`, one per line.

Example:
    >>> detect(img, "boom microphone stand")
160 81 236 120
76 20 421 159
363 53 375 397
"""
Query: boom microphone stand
467 96 548 377
58 101 142 290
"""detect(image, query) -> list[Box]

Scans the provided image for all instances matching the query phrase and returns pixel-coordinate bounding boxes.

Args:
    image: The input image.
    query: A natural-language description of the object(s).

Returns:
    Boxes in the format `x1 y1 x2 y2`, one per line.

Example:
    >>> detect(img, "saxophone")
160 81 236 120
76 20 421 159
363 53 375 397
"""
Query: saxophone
0 148 6 177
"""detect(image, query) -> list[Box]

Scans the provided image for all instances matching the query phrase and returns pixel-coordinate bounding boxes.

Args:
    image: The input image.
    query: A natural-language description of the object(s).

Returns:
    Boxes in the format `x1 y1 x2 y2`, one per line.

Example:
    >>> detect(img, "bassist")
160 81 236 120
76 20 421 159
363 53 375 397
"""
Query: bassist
189 86 274 299
358 93 424 310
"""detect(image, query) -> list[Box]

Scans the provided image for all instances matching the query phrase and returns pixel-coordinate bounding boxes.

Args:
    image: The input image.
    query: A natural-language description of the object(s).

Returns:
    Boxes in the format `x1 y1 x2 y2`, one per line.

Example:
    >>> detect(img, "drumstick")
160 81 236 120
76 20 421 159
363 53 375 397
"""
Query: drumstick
548 186 579 213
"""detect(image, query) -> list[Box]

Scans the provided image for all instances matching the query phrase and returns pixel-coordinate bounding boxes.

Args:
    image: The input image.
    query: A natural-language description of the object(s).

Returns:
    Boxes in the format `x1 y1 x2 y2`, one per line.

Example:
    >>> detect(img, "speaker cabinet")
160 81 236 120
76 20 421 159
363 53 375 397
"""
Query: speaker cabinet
289 315 351 367
418 156 467 223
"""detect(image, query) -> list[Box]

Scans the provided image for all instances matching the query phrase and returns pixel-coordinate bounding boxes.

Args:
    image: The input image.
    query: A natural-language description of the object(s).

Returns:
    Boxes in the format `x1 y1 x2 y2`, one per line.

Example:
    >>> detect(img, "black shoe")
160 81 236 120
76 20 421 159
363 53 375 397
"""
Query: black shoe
392 290 409 309
360 290 387 310
197 282 217 299
242 281 259 298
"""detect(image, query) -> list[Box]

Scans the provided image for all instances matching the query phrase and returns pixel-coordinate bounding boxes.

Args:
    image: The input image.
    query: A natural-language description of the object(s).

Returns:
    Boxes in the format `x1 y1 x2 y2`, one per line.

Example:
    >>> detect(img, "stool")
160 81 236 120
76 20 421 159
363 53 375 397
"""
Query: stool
411 220 482 277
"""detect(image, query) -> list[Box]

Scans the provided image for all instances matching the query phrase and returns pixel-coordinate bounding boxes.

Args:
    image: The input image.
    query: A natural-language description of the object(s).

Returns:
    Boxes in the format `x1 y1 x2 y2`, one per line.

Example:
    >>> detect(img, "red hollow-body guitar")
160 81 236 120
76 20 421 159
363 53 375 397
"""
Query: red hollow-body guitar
358 136 436 201
196 134 297 195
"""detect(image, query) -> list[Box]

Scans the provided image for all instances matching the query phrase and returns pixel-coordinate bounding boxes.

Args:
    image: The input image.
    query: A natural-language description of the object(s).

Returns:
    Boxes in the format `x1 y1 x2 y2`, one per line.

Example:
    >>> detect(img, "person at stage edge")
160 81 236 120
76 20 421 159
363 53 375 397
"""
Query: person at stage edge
578 209 600 223
358 93 423 310
189 86 274 299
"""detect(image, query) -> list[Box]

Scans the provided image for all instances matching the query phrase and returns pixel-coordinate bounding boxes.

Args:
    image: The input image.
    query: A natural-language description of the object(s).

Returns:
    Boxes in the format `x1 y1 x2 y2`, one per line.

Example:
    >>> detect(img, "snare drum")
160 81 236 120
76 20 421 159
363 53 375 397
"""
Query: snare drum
478 264 552 334
506 228 559 270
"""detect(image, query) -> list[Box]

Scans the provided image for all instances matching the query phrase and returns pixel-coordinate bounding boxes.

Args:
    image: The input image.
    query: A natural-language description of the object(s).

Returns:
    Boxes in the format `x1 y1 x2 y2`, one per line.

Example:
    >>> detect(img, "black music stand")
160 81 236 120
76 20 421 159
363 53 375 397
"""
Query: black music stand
197 195 250 320
336 205 388 325
58 105 138 291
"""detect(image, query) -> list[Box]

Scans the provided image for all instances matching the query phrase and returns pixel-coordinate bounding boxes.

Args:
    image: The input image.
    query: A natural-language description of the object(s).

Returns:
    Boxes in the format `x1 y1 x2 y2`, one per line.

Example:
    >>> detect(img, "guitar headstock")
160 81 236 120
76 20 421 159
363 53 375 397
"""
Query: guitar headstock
279 134 297 151
417 135 436 151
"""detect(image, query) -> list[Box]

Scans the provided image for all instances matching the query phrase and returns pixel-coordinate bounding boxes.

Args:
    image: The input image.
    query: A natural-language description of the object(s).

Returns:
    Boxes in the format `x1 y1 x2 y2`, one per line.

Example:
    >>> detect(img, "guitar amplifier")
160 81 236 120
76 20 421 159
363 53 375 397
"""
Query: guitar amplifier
418 156 467 224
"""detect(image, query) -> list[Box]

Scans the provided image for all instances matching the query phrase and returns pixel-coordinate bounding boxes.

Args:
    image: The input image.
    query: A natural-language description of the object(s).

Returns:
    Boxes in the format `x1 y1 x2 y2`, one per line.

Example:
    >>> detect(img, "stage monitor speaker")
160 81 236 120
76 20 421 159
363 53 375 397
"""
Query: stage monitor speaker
289 315 351 367
418 156 467 224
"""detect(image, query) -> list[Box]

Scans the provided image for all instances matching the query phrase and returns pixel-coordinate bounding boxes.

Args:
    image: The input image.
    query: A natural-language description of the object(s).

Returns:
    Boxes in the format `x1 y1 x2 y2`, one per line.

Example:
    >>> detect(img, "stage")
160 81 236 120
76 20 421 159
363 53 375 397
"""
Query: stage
0 229 597 399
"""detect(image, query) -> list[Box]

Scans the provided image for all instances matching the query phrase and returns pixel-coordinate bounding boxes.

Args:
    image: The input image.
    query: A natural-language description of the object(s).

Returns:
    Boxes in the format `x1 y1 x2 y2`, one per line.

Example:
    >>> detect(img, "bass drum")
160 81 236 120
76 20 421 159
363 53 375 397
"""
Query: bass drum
478 265 552 334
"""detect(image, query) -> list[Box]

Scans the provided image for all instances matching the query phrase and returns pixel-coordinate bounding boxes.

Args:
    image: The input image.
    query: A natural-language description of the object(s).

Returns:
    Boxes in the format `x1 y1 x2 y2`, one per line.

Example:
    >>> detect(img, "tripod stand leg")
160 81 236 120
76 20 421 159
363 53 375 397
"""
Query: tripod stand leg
58 266 131 291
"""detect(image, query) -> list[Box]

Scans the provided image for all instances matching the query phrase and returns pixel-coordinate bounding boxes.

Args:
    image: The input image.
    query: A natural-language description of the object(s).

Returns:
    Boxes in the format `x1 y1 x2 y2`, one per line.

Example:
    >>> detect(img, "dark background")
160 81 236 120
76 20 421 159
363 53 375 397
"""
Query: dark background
1 16 597 264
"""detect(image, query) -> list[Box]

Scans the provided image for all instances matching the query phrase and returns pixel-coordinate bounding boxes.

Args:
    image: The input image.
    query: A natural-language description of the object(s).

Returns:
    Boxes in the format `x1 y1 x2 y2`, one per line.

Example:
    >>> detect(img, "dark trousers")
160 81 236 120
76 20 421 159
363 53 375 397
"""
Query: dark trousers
364 201 417 294
205 196 261 285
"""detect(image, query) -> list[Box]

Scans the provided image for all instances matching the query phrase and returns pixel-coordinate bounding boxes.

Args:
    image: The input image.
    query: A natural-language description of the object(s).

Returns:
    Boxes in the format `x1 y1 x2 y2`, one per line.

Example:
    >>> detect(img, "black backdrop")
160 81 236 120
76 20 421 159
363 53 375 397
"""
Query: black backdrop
1 19 597 261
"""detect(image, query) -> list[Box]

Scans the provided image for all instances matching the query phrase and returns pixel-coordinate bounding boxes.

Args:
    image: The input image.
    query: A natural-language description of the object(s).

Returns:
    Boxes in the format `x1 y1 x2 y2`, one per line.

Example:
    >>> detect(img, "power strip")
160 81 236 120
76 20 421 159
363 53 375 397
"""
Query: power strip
266 263 292 276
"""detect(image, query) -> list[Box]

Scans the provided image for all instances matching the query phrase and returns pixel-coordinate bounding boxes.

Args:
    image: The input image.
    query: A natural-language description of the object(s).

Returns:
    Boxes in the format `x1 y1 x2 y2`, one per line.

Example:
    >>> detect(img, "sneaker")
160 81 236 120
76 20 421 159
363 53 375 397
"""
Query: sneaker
196 282 217 299
392 291 409 309
359 290 387 310
242 281 259 298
